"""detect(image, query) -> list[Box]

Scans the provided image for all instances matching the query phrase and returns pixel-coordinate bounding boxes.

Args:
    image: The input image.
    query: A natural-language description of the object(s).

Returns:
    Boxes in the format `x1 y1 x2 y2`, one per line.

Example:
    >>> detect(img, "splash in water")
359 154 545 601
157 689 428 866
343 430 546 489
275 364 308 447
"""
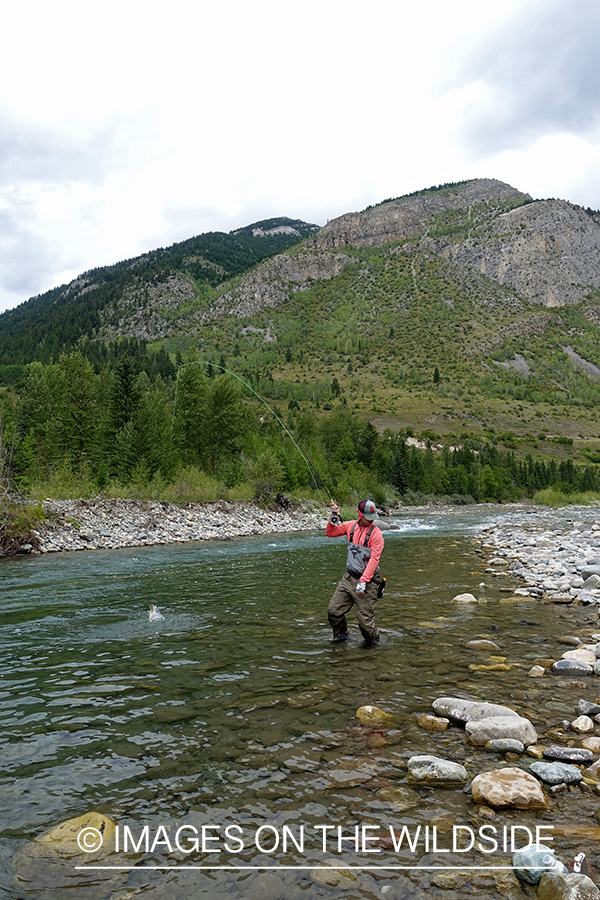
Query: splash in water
148 605 164 622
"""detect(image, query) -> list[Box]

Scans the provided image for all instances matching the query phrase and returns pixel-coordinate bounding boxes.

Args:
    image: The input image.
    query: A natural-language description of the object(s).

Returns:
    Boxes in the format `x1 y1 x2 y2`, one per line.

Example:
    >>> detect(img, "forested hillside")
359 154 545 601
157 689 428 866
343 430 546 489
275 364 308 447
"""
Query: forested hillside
1 348 597 514
0 218 318 369
2 179 600 514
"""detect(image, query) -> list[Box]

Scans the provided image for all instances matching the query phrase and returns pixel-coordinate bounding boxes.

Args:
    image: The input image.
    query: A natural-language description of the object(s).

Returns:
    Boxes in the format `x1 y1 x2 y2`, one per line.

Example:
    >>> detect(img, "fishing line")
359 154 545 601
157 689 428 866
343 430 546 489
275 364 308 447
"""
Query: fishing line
171 361 331 503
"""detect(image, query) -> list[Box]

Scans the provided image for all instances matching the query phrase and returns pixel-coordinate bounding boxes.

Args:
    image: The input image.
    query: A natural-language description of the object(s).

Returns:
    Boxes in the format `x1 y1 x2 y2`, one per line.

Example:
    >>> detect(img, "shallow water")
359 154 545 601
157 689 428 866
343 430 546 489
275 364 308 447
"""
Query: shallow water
2 506 600 899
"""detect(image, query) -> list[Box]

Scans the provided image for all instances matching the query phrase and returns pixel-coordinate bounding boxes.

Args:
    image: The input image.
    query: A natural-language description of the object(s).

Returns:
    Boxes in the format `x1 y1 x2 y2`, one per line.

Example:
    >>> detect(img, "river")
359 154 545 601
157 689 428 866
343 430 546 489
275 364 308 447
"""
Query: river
2 506 600 899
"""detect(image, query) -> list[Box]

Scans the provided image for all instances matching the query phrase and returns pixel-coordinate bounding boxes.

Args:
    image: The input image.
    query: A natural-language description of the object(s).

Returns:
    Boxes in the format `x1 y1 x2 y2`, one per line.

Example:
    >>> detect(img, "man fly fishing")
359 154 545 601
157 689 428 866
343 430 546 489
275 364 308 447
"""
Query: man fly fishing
326 499 384 645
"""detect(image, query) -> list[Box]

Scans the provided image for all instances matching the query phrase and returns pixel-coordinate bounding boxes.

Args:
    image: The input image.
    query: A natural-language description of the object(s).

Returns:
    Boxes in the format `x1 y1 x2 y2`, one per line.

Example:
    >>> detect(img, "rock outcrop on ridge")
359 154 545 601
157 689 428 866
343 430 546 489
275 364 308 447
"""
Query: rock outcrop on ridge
310 179 529 250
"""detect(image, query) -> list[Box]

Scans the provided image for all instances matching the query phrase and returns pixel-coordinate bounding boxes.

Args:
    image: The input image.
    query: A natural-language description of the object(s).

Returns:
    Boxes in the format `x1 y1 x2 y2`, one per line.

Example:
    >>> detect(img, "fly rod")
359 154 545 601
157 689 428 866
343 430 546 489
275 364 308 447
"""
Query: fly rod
171 361 333 503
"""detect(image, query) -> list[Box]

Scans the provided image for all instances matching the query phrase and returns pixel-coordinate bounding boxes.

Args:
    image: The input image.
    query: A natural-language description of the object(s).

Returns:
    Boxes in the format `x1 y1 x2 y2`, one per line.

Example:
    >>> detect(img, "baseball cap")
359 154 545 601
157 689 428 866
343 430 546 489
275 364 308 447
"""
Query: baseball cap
357 499 377 521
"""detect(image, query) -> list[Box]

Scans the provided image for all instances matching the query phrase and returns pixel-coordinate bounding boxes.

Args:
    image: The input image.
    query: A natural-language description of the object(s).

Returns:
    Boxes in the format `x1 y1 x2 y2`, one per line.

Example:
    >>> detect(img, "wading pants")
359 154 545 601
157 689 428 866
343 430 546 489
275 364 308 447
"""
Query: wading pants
328 572 380 643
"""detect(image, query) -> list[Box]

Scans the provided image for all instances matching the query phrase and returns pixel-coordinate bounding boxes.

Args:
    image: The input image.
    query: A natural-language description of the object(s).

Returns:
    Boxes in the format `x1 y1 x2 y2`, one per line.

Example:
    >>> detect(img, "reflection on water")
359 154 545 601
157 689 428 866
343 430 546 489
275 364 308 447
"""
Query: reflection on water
1 506 600 898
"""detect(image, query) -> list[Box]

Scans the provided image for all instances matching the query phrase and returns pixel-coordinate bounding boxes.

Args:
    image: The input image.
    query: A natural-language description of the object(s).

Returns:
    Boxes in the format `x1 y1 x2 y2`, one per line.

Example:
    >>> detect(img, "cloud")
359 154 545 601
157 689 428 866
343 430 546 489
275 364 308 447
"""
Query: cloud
451 0 600 152
0 209 57 296
0 107 147 309
0 108 132 186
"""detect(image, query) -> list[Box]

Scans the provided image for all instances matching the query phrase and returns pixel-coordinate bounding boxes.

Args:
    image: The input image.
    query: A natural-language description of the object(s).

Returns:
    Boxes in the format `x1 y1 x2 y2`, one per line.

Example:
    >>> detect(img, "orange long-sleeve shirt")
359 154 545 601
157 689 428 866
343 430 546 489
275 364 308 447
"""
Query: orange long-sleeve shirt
326 518 384 584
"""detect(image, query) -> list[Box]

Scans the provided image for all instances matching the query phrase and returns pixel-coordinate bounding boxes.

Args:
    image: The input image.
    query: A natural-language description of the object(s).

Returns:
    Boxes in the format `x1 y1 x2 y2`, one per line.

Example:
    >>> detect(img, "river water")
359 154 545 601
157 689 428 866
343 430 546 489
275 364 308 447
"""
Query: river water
2 506 600 899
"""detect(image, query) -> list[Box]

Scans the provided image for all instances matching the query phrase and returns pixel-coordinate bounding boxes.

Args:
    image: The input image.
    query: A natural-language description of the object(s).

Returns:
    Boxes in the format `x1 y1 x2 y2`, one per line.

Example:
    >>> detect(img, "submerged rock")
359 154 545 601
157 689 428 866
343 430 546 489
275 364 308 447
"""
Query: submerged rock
468 662 512 671
329 766 377 786
465 639 502 651
406 755 468 784
310 860 357 889
12 811 124 900
418 714 449 732
355 705 396 726
252 872 287 900
376 786 421 811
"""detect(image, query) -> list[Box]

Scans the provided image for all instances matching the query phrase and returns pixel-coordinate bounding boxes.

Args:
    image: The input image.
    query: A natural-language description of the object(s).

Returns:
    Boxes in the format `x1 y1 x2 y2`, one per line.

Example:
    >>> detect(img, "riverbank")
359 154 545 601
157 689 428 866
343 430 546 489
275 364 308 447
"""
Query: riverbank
473 506 600 607
24 498 326 554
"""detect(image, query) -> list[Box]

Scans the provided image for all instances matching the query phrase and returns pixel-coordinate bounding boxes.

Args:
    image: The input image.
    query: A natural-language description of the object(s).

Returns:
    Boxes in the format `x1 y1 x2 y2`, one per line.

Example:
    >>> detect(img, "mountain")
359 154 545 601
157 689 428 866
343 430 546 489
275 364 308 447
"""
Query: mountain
177 178 600 447
0 217 319 365
3 178 600 451
204 178 600 319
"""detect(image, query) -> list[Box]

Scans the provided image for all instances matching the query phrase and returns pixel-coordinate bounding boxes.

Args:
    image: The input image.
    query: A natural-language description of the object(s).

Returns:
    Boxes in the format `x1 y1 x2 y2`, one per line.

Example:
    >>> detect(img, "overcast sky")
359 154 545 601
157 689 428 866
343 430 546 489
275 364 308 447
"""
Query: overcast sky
1 0 599 313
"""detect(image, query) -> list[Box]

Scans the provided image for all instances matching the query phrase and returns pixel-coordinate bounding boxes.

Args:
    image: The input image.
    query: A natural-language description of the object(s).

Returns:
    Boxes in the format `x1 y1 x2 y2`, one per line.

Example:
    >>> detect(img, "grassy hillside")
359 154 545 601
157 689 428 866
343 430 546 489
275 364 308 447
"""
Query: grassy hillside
160 239 600 479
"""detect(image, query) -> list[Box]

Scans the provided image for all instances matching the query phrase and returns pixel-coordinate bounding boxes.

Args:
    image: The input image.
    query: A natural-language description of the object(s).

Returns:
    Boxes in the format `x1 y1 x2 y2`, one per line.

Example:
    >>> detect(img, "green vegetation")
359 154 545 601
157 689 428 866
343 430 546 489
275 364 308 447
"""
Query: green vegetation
0 218 317 368
364 180 477 211
2 195 600 513
0 344 598 513
0 412 45 554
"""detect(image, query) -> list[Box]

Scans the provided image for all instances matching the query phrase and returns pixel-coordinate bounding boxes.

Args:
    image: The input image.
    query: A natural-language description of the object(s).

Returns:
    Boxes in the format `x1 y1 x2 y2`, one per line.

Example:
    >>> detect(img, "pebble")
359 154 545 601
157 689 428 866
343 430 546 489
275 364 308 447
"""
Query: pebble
529 665 546 677
406 755 468 784
475 513 600 609
571 715 595 733
530 761 583 785
527 745 546 759
543 746 594 764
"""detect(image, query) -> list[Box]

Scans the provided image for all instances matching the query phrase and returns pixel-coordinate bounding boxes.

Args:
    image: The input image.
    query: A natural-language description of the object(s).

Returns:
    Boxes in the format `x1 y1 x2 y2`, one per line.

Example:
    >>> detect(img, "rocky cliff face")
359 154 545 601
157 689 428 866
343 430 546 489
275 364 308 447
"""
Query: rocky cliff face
98 273 198 340
311 179 529 249
293 179 600 309
436 199 600 307
54 180 600 345
196 250 354 322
